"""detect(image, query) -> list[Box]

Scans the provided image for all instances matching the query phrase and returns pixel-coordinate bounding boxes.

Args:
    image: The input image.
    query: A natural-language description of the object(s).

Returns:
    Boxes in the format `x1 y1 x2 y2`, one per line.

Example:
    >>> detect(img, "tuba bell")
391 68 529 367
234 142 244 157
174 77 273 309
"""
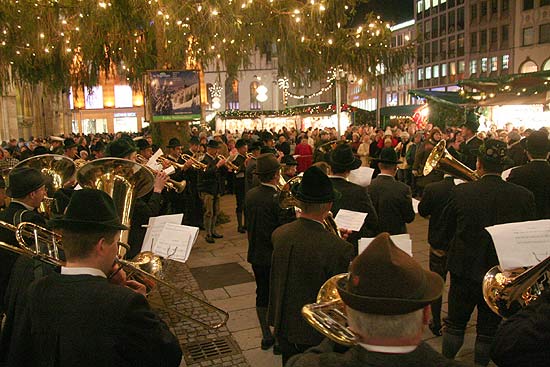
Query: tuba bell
302 273 356 346
483 255 550 318
14 154 76 217
76 158 155 257
424 140 479 181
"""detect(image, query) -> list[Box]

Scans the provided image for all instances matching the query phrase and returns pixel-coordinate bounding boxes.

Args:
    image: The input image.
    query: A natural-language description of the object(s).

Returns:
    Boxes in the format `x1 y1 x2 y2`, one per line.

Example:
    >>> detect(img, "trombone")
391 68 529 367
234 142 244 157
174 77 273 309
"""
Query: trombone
135 155 187 194
0 221 229 329
180 154 207 171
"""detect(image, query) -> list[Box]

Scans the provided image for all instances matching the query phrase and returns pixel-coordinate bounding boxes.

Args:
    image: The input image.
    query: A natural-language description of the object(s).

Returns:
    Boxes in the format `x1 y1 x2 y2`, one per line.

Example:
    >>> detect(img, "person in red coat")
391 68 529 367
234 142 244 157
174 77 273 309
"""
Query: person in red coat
294 136 313 173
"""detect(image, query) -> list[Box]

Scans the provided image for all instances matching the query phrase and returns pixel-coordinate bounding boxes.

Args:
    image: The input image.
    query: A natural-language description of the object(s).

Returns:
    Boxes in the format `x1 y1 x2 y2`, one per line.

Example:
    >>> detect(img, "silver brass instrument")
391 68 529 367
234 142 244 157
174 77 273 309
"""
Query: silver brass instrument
217 155 239 172
76 158 155 257
14 154 76 217
0 221 228 329
423 140 479 181
135 155 186 194
180 154 207 171
483 255 550 317
116 253 229 329
302 273 356 346
278 175 342 238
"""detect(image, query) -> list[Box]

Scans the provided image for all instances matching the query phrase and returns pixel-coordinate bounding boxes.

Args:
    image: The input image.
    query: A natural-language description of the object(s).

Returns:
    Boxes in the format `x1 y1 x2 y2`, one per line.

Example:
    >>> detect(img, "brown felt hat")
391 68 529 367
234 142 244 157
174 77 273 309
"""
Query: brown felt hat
337 232 444 315
254 153 280 175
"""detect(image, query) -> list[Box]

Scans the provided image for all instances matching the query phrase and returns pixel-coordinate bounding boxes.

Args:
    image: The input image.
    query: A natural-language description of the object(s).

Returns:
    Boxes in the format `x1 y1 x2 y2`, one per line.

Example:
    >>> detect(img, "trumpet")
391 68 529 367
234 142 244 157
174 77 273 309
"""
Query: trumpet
0 221 229 329
136 155 187 194
246 153 255 159
217 155 239 172
157 155 185 170
180 154 207 171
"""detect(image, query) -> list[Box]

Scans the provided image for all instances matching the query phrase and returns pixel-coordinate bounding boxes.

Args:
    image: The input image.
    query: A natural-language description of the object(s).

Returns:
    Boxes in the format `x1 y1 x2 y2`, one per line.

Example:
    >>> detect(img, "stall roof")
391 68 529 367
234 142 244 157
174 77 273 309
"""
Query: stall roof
380 104 419 117
408 90 471 109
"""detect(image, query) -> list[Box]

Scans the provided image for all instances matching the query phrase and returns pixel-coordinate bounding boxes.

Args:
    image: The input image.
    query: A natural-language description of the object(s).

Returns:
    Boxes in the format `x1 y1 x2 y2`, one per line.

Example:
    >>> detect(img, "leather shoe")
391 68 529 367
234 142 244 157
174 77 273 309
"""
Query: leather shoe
205 235 215 244
429 320 442 337
237 226 246 233
273 343 281 355
260 337 275 350
212 233 224 239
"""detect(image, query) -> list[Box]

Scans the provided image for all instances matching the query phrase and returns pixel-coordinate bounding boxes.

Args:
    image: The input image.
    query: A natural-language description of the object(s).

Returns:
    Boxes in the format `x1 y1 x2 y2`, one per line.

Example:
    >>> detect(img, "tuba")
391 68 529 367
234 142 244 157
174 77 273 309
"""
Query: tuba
424 140 479 181
302 273 356 346
14 154 76 217
76 158 155 257
483 255 550 318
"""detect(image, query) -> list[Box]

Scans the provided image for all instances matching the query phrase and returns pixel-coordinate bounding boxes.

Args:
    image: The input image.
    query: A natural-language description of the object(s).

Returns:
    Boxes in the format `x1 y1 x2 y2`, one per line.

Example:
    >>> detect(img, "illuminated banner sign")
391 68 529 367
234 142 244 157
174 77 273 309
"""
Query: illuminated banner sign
149 70 201 122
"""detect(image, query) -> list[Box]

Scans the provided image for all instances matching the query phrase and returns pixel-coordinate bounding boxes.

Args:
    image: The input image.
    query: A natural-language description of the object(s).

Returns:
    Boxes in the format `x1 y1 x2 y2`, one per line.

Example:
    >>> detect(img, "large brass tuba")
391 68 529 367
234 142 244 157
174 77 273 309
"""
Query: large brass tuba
424 140 479 181
76 158 155 257
302 273 356 346
14 154 76 217
483 255 550 317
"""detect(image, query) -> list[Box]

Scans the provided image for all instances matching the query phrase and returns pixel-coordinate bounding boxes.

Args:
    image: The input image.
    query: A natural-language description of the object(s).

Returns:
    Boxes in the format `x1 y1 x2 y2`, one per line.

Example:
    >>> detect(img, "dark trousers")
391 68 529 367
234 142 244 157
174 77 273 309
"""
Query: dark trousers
445 273 501 336
278 335 313 366
251 264 270 307
429 249 447 325
234 179 245 214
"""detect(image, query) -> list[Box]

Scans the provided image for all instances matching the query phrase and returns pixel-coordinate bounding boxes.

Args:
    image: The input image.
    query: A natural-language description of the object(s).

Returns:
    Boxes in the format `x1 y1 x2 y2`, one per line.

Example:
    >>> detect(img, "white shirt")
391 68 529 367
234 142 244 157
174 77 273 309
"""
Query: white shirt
358 343 418 354
61 266 106 278
328 175 348 181
377 173 395 179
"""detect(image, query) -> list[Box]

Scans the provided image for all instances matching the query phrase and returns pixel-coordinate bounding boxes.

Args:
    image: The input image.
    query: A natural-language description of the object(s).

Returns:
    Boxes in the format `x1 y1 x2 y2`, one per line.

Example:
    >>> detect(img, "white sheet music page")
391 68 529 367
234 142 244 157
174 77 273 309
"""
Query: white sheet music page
359 234 412 256
348 167 375 187
147 148 164 171
334 209 368 232
485 219 550 270
412 198 420 214
141 213 183 252
153 223 199 263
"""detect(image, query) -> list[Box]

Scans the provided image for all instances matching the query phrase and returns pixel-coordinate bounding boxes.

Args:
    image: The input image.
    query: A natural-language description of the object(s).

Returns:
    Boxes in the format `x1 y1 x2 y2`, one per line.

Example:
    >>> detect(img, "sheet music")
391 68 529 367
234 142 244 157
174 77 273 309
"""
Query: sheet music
412 198 420 214
147 148 164 172
454 178 466 185
485 220 550 270
334 209 368 232
348 166 375 187
153 223 199 263
359 234 412 256
141 214 183 252
501 166 518 181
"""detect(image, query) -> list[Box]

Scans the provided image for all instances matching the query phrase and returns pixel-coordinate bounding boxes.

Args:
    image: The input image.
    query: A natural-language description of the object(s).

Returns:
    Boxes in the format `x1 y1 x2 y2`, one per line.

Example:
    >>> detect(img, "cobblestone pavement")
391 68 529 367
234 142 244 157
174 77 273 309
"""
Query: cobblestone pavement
151 194 485 367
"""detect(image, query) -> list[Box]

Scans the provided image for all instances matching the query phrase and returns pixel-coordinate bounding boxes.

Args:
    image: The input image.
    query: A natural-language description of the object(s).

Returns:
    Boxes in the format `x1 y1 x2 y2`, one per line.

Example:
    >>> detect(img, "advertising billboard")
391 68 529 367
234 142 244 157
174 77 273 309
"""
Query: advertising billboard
149 70 201 122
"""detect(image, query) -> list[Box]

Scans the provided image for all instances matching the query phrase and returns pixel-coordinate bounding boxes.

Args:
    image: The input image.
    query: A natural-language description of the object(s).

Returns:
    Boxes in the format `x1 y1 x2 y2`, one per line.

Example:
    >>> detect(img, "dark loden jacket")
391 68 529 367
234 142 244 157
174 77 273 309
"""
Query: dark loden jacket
367 174 415 235
7 273 182 367
507 160 550 220
268 218 354 346
458 136 483 171
442 175 536 283
197 153 224 195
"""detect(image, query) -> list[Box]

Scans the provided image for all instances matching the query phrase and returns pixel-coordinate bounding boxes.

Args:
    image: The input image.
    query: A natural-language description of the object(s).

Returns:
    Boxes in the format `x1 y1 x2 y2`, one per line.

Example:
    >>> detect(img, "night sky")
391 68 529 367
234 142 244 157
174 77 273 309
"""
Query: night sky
355 0 415 25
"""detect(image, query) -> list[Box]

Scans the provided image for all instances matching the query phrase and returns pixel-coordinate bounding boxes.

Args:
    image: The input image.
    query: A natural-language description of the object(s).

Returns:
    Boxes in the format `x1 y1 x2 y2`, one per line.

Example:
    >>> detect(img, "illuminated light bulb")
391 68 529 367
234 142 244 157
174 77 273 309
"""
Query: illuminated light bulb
294 9 300 14
40 33 45 38
197 5 202 11
66 48 71 52
319 4 325 11
295 17 301 22
256 85 268 95
0 41 4 46
355 42 360 47
44 48 49 53
98 2 106 8
327 39 333 45
357 26 362 33
212 9 219 15
301 36 305 42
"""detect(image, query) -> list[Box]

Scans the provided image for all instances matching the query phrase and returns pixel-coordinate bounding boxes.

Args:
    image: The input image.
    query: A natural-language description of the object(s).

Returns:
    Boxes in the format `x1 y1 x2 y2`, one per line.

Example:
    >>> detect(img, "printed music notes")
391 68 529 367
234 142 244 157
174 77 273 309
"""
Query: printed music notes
348 167 375 187
334 209 368 232
486 219 550 270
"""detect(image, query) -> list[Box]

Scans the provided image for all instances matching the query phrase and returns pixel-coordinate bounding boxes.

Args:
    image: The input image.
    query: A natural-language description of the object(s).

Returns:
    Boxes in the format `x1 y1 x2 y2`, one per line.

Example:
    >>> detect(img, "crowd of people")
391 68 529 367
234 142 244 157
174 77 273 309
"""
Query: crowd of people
0 114 548 367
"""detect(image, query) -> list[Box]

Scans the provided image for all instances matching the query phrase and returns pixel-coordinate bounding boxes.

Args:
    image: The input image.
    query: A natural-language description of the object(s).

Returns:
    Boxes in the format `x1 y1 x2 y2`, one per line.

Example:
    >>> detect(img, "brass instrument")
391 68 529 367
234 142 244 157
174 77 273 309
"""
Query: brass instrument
14 154 76 217
423 140 479 181
278 175 342 238
135 155 186 194
0 221 229 329
217 155 239 172
157 155 186 170
302 273 356 346
180 153 207 171
316 140 351 154
246 153 255 159
76 158 155 257
483 255 550 317
116 253 229 329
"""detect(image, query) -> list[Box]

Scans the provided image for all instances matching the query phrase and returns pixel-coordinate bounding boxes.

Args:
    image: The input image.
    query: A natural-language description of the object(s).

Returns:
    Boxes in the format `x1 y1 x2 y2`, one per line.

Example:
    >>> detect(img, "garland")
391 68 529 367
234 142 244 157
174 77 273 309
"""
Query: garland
217 103 358 119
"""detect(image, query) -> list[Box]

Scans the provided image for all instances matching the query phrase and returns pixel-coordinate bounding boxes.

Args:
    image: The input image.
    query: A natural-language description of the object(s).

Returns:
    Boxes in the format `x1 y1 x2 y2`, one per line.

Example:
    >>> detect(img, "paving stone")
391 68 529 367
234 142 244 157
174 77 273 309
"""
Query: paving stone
224 282 257 297
212 294 256 312
204 288 230 302
232 328 263 351
243 348 282 367
226 308 260 332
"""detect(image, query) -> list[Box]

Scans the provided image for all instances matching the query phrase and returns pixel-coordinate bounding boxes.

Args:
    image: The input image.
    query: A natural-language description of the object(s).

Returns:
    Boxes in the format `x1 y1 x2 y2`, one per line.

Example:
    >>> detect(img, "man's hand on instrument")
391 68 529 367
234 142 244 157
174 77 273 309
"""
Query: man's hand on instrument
339 228 353 240
216 159 226 168
108 264 127 286
125 279 147 297
153 171 169 193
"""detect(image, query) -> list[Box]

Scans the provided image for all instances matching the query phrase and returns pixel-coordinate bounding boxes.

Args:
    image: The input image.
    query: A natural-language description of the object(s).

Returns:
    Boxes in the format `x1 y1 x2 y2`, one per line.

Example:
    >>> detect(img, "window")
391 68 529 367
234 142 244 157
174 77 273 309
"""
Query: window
114 85 133 108
449 10 455 32
249 81 261 110
481 57 488 72
458 60 465 73
470 32 478 50
523 27 534 46
523 0 534 10
540 24 550 43
502 25 509 43
225 77 239 110
520 60 538 73
84 86 104 109
471 4 477 20
490 56 498 71
458 34 464 56
440 14 447 34
418 68 424 81
502 54 510 69
458 7 464 30
441 63 448 76
480 30 488 48
542 59 550 71
432 18 439 38
490 27 498 44
426 66 432 79
470 59 478 74
425 0 431 10
433 64 440 78
450 61 457 75
425 20 431 39
502 0 509 11
417 0 423 14
491 0 498 14
481 1 488 16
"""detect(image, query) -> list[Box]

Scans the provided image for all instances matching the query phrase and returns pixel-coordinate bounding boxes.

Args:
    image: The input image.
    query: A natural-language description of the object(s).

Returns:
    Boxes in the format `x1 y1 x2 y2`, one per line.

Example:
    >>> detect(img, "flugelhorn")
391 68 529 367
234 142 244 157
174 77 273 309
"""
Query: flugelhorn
135 155 187 194
180 153 207 171
14 154 76 217
423 140 479 181
302 273 356 346
483 255 550 317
